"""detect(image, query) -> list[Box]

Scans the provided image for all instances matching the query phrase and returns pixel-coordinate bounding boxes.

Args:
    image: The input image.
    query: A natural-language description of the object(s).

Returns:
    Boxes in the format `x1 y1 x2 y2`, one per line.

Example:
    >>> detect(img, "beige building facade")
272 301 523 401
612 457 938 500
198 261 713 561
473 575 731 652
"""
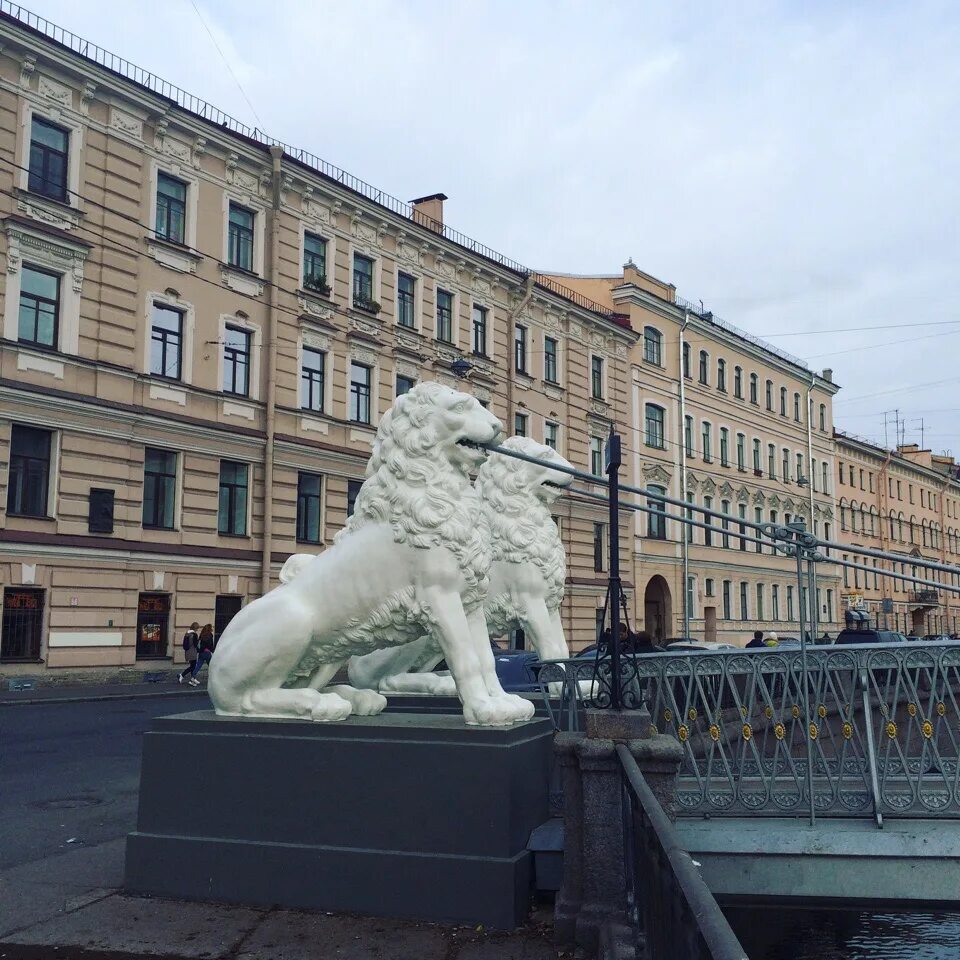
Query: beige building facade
543 263 843 645
0 13 638 676
835 434 960 635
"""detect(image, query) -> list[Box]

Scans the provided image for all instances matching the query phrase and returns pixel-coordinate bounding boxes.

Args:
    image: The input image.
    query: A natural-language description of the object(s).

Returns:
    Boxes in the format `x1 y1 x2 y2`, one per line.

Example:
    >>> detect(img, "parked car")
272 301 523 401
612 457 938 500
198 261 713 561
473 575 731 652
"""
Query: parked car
666 641 738 652
834 629 907 645
923 634 953 643
492 651 543 692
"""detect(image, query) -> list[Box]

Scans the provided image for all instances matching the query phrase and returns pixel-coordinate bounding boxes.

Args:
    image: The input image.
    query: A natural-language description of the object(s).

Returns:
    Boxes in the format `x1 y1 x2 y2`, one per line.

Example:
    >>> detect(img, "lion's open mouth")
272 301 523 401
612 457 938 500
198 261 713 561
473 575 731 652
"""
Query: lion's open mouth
456 438 484 450
543 480 567 490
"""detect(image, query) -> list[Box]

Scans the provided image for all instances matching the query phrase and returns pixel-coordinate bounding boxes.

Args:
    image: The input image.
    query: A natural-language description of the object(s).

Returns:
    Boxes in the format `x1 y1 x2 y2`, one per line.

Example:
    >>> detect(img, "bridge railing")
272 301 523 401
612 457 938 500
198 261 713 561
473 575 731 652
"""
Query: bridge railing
617 744 748 960
541 642 960 822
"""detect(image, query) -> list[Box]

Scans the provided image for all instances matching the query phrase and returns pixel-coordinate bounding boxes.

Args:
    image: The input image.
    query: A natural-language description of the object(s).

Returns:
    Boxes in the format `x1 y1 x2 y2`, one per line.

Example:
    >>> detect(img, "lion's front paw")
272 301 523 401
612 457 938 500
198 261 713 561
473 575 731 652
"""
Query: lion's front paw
348 688 388 716
495 693 536 722
462 696 534 726
310 693 353 722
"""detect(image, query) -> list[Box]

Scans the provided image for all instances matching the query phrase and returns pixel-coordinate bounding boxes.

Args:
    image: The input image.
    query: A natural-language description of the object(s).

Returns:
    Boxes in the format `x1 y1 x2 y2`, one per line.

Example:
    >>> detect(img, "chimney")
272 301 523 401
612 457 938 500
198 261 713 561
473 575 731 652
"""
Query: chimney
410 193 447 233
821 368 833 383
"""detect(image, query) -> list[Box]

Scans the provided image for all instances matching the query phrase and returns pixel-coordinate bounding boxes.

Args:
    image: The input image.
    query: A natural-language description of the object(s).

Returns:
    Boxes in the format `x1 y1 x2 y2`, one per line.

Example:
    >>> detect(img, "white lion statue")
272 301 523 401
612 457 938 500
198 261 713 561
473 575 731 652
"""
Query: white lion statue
208 382 536 726
347 437 574 696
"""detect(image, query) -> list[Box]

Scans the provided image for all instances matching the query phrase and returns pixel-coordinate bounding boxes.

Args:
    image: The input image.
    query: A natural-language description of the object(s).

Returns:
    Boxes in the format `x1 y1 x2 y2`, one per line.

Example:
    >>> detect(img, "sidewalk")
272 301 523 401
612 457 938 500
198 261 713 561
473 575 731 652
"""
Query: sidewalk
0 836 565 960
0 679 210 706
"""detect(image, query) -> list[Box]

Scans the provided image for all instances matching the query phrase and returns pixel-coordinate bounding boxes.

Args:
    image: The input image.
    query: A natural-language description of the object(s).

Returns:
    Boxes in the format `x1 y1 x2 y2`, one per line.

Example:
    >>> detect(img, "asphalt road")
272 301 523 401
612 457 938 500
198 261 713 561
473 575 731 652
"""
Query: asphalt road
0 693 209 870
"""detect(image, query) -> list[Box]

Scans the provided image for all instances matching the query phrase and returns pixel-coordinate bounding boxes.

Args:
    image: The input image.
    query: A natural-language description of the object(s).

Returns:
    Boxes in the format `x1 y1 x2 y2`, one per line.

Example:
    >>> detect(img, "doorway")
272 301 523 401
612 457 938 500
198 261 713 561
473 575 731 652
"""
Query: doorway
643 575 673 642
214 595 243 644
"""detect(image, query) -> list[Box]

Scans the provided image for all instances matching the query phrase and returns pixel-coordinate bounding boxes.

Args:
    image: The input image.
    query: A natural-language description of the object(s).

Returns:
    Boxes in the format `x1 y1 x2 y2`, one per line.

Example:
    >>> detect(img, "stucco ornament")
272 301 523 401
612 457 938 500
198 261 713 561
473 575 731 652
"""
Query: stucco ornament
209 382 535 726
347 437 574 696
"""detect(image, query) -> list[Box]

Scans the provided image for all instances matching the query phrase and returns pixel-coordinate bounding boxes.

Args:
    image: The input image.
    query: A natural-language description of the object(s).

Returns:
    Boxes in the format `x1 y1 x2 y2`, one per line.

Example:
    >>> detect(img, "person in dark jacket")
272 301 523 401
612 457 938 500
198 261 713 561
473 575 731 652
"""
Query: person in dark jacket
189 623 215 686
178 622 200 683
746 630 766 649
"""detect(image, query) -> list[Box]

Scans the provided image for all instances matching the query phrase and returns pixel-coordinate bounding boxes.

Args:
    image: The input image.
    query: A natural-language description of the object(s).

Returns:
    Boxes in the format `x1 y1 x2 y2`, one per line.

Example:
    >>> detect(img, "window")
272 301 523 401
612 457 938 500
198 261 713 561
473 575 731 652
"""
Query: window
782 448 790 481
753 439 761 473
396 373 415 397
473 305 489 356
156 173 187 244
545 422 559 450
353 254 375 309
794 392 802 422
768 444 776 479
437 289 454 343
303 233 328 292
722 581 731 619
819 403 826 432
28 116 69 201
787 585 795 621
720 428 729 467
643 326 662 365
749 373 758 404
706 579 715 597
765 380 773 411
514 413 527 437
147 303 184 380
755 507 763 553
701 422 712 462
296 472 322 543
736 433 745 470
18 265 60 349
772 585 780 621
593 522 606 572
228 203 254 272
544 336 558 382
136 593 170 659
1 587 44 662
514 323 528 373
699 351 709 385
222 325 251 396
721 500 731 548
647 485 666 540
591 356 604 399
684 416 693 457
301 347 326 412
349 362 372 423
590 436 604 477
796 453 804 482
780 386 787 416
683 342 691 379
756 583 765 620
214 595 242 644
704 496 714 546
347 479 363 518
738 504 747 551
645 404 665 449
734 366 743 398
218 460 248 536
143 448 176 530
685 492 695 544
826 589 834 623
717 359 726 392
7 425 51 517
740 582 749 621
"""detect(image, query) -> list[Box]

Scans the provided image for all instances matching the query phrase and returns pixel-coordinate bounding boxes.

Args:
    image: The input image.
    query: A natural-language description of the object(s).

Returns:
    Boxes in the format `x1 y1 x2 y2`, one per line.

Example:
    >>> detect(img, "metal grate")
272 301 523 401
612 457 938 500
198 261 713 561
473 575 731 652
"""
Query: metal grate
1 587 44 661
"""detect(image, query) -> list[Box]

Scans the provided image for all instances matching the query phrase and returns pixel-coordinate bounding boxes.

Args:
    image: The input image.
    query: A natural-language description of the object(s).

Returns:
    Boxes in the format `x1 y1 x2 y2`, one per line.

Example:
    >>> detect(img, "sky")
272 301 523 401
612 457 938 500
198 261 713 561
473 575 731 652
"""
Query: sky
23 0 960 455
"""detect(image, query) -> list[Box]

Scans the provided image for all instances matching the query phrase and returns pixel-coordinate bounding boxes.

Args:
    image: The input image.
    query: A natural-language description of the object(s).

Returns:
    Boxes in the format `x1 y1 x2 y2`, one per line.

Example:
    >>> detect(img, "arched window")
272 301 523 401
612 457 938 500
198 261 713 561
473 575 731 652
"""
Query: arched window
819 403 826 431
822 461 829 493
752 438 761 472
793 392 801 422
699 350 709 385
765 380 773 411
702 422 713 462
682 342 691 378
717 358 727 392
749 373 758 404
851 501 859 533
734 366 743 398
643 326 663 366
780 386 787 416
647 485 667 540
720 427 730 466
644 403 665 449
736 433 745 470
840 500 848 531
909 516 917 544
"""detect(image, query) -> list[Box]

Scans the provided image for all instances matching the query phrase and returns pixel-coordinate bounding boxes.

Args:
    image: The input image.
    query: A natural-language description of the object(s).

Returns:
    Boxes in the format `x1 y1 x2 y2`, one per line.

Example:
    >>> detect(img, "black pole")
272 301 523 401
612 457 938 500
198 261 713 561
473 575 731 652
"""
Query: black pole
607 431 623 711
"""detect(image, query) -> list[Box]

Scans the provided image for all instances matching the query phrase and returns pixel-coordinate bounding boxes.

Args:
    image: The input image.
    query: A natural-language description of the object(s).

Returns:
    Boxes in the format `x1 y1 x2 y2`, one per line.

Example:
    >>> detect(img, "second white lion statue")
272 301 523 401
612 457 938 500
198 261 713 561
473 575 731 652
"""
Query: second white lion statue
208 382 535 726
347 437 574 696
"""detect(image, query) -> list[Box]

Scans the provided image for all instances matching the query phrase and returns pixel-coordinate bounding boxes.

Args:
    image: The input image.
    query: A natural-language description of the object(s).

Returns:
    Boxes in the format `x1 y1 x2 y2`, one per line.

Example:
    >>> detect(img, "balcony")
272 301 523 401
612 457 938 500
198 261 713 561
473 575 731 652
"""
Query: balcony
908 590 940 607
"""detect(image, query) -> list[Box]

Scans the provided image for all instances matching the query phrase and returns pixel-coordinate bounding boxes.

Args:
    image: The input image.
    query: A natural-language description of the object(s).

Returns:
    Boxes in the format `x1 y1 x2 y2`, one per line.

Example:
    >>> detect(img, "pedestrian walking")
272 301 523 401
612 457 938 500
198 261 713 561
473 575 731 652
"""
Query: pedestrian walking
189 623 215 686
746 630 765 649
178 622 200 683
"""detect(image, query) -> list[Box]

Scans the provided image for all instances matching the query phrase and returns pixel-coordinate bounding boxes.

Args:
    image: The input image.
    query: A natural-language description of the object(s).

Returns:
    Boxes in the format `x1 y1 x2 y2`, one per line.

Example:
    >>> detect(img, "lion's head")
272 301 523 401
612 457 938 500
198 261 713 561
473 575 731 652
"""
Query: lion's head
475 436 571 609
335 382 502 608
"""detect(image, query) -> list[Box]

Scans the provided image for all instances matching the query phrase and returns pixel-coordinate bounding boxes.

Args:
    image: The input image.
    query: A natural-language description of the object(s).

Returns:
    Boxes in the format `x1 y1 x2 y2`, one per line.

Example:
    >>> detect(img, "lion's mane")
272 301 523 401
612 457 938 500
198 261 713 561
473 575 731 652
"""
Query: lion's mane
475 438 566 611
334 382 490 610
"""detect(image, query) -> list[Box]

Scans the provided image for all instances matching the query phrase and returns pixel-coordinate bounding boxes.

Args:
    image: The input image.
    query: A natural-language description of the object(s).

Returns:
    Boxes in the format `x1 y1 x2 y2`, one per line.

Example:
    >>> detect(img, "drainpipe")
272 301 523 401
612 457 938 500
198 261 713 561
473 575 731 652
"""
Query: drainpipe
260 145 284 596
679 310 690 640
806 372 816 630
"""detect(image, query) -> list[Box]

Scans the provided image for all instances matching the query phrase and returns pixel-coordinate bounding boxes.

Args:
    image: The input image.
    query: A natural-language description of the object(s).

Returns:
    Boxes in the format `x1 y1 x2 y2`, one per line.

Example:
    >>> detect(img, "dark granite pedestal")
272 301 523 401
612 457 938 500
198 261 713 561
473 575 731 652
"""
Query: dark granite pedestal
125 710 554 929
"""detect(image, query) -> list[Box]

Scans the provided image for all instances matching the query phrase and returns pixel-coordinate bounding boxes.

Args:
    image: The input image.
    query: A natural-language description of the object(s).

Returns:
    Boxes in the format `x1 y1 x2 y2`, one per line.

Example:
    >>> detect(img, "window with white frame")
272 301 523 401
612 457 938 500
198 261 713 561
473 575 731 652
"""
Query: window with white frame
753 438 761 472
544 336 559 383
18 265 59 349
301 347 326 412
720 427 730 466
222 325 251 396
749 373 758 404
228 203 255 272
515 324 528 373
149 303 183 379
472 305 489 356
736 433 745 470
647 485 667 540
143 448 177 530
349 362 372 423
643 326 662 365
218 460 248 536
645 404 665 449
734 366 743 398
544 421 559 450
684 416 693 457
156 172 187 245
397 272 416 328
514 412 527 437
590 436 604 476
303 233 329 294
7 424 53 518
702 422 712 462
591 355 604 399
28 116 69 202
353 254 377 311
296 472 323 544
437 289 455 343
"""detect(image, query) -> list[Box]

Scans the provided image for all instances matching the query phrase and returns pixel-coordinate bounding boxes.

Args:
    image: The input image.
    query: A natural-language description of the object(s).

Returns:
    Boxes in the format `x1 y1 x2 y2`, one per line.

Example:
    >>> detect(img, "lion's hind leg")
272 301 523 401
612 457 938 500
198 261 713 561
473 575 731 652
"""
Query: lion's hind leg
328 685 387 716
242 686 353 722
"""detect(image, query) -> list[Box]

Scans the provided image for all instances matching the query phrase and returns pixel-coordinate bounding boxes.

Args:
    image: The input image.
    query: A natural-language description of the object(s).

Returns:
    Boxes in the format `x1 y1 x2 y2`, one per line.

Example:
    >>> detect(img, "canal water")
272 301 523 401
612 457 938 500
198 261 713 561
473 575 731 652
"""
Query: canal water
725 906 960 959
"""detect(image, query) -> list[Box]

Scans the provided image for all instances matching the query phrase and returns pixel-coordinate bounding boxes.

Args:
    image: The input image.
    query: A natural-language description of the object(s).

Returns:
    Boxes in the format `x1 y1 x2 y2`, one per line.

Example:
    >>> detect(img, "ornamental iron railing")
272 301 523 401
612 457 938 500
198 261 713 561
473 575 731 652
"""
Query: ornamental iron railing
618 745 748 960
541 642 960 824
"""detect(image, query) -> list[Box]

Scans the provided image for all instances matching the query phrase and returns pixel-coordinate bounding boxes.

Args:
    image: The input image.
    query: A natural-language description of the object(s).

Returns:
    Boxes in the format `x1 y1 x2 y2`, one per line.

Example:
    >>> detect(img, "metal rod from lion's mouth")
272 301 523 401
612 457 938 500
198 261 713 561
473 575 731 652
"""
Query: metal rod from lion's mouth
543 480 568 489
456 438 484 449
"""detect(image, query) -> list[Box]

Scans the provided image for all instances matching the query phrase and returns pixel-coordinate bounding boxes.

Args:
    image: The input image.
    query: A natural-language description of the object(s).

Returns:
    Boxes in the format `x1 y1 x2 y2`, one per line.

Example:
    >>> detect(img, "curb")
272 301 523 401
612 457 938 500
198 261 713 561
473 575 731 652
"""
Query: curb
0 687 210 707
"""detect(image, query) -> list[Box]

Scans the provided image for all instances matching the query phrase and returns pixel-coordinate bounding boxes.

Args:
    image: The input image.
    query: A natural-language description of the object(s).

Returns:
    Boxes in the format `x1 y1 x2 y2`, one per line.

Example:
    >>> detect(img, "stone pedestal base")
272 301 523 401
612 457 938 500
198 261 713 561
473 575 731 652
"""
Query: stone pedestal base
125 710 554 929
